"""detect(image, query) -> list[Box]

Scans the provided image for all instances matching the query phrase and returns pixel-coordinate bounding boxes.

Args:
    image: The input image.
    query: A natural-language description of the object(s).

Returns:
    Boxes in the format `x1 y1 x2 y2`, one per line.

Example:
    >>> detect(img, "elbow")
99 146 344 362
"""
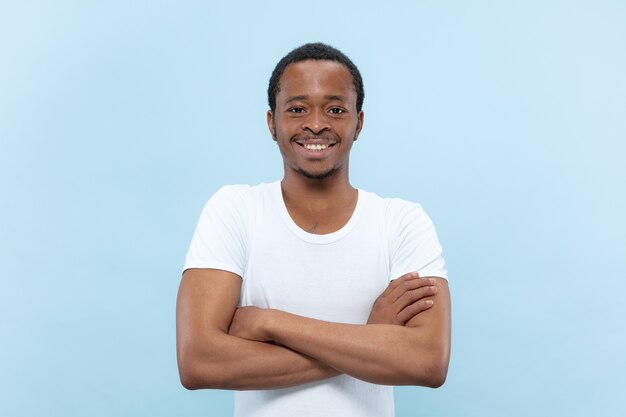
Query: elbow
177 355 205 390
177 346 224 390
177 343 199 389
179 371 201 391
406 350 449 388
178 358 226 390
423 364 447 388
424 353 449 388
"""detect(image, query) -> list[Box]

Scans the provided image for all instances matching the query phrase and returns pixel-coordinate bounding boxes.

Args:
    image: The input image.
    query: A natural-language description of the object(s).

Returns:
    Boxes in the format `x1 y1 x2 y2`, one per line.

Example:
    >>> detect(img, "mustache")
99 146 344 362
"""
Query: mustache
292 135 337 142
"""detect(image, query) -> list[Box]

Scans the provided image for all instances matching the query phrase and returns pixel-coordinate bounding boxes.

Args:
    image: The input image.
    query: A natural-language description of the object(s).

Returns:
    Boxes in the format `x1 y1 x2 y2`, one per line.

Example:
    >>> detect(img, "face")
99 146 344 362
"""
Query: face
268 60 364 181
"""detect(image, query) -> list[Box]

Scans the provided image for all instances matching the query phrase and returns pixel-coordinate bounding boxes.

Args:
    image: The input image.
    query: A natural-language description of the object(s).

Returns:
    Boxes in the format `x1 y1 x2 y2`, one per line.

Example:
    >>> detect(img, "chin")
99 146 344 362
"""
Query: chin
298 168 336 180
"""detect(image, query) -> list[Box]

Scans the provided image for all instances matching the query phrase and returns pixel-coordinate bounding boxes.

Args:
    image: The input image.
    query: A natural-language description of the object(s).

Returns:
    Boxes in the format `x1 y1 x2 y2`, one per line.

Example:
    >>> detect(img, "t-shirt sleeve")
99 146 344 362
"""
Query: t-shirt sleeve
387 200 447 281
183 185 250 278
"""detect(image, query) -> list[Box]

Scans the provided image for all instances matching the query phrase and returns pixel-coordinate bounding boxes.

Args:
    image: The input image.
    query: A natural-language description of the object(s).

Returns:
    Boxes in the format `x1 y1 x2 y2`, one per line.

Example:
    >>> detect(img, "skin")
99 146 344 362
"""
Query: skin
267 60 364 234
176 59 451 390
177 270 439 389
228 277 450 386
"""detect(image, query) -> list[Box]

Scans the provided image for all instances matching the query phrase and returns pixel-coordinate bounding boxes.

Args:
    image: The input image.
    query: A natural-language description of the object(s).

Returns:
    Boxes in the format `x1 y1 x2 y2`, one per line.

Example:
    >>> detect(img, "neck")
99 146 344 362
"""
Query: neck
280 171 358 234
281 172 355 206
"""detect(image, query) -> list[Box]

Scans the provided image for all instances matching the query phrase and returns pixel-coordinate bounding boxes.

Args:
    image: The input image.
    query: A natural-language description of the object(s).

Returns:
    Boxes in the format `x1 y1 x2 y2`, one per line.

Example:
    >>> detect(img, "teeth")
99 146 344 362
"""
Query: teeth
304 144 329 150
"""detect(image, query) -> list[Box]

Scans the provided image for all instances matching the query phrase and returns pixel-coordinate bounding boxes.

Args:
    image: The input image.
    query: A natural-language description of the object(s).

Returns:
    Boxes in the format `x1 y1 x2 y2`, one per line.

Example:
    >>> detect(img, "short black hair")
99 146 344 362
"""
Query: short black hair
267 42 364 113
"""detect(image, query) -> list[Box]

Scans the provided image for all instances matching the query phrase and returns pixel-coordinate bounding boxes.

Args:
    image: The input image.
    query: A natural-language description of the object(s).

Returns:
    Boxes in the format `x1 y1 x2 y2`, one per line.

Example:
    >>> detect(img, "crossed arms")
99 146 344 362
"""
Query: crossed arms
176 268 450 391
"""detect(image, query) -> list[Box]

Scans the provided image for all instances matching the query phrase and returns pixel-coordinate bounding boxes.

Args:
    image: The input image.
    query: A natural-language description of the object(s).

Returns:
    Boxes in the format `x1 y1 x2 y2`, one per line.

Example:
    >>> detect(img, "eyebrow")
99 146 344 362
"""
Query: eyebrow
285 95 348 104
325 95 348 102
285 95 309 103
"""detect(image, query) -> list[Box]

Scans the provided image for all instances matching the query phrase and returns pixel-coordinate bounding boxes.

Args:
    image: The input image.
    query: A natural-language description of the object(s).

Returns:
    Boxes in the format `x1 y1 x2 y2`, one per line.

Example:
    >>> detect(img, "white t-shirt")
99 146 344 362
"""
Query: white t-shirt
184 181 447 417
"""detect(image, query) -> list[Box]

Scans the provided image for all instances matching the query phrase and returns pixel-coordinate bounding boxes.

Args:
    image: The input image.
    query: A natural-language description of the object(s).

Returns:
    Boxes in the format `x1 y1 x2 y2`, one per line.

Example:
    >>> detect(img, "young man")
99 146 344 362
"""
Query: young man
177 43 450 417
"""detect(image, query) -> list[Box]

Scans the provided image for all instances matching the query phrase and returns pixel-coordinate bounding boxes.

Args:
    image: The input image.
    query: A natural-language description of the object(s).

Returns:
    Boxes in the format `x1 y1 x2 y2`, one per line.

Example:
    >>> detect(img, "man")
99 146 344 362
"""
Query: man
176 43 450 417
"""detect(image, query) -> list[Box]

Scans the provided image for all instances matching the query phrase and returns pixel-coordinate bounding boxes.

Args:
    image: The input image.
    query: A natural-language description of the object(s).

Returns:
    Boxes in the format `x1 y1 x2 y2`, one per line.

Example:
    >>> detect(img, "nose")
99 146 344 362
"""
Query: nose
302 108 330 135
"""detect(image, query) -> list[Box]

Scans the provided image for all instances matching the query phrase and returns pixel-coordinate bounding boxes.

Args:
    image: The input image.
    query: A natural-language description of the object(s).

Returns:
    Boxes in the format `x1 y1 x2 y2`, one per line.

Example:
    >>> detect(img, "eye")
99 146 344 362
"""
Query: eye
329 107 346 114
289 107 305 114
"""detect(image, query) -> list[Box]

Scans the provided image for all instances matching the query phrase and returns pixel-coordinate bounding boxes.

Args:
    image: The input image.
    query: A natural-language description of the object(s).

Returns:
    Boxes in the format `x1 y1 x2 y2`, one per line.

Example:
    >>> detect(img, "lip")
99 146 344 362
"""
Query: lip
294 141 336 158
293 137 338 146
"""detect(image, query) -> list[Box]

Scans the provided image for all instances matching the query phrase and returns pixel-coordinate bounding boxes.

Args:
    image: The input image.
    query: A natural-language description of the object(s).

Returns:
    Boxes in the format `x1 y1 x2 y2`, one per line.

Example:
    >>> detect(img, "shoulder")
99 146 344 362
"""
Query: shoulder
366 191 447 280
361 189 431 228
386 198 431 228
204 182 276 212
209 183 263 201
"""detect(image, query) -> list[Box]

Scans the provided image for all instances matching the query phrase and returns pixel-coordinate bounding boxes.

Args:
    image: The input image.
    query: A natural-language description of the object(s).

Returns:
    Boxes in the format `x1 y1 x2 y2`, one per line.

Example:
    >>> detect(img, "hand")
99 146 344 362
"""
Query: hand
228 306 272 342
367 273 438 326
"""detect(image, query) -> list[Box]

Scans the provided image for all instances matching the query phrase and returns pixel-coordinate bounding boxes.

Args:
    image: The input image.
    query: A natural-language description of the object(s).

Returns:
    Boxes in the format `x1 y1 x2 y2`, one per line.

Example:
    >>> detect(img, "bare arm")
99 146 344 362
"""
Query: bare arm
176 268 339 390
176 269 438 390
230 277 450 387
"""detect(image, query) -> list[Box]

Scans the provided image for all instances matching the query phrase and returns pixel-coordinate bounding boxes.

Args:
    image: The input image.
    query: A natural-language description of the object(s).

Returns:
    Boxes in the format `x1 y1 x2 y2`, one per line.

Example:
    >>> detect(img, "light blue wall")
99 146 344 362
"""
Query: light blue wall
1 1 624 416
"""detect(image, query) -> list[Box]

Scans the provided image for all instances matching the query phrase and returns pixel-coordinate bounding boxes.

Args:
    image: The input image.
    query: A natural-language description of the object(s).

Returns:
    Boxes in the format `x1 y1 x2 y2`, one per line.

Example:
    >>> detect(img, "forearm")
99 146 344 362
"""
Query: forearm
264 311 448 387
178 331 340 390
177 269 341 391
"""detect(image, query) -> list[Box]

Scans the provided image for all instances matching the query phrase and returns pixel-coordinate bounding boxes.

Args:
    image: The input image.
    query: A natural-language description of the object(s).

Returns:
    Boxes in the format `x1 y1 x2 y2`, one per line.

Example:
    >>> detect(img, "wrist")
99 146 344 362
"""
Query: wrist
262 308 278 342
264 308 292 343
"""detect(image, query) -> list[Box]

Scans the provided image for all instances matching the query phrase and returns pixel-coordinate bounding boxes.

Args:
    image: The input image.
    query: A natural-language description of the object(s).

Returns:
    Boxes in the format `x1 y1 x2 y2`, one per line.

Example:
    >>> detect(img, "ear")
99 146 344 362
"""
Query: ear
267 110 277 141
353 111 364 141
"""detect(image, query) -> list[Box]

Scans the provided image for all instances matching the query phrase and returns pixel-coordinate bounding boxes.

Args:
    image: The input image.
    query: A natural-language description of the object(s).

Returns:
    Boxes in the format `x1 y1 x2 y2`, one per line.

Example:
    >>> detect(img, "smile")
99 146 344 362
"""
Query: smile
303 143 331 150
294 139 337 152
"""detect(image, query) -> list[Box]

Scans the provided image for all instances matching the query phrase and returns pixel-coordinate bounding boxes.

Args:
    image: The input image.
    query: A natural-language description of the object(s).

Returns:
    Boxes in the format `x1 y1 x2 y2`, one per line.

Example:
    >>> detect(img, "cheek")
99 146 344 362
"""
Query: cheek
271 120 285 138
276 142 292 158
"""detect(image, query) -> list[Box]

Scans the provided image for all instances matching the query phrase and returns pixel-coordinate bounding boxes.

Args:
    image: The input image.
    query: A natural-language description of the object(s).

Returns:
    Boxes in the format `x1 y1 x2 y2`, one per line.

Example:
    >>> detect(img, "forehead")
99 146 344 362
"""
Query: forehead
277 60 356 102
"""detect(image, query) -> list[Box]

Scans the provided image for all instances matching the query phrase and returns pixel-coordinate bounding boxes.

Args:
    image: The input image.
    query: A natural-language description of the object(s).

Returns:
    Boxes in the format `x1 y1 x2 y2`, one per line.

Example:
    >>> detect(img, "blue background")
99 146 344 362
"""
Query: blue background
2 1 625 416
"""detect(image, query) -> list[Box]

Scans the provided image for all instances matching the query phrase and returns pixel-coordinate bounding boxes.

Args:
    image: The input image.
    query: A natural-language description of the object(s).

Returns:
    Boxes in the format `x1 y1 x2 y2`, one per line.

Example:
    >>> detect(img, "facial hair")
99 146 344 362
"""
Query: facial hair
296 166 337 180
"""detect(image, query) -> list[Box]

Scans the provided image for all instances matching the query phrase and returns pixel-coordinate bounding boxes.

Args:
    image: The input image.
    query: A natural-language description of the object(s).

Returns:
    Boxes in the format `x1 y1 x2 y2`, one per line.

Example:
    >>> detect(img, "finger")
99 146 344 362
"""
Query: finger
393 283 438 310
397 298 434 324
381 273 418 298
397 271 420 279
388 272 420 289
389 277 435 303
